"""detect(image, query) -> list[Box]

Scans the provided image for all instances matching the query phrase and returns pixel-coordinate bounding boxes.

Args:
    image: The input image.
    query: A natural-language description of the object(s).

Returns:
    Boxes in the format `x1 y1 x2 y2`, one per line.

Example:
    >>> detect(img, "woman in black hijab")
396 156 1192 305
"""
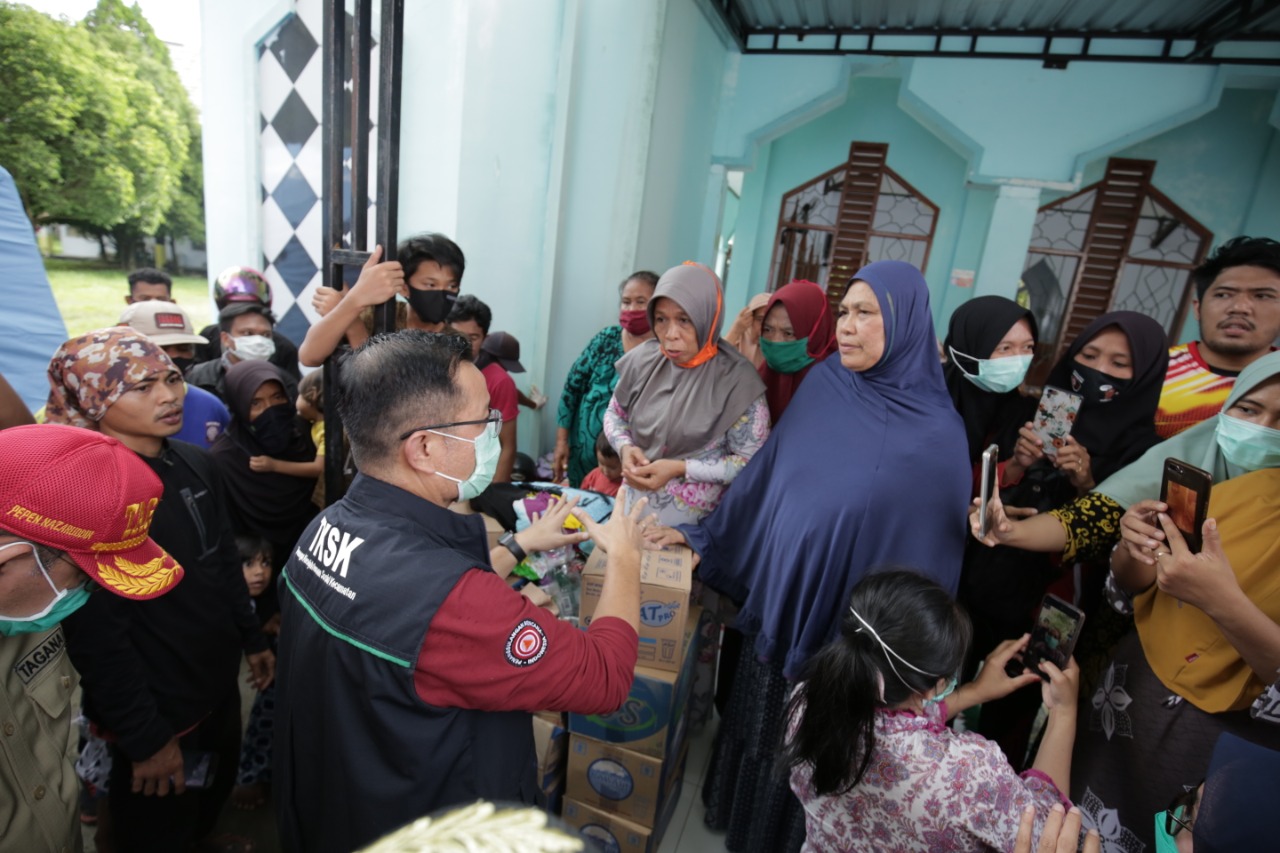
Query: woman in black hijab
960 310 1169 762
209 360 318 571
942 295 1038 466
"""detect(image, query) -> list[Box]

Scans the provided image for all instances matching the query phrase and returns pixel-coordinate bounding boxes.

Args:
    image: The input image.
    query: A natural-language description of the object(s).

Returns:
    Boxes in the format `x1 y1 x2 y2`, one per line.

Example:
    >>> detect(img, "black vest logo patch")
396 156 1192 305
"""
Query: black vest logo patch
504 619 548 668
306 516 366 578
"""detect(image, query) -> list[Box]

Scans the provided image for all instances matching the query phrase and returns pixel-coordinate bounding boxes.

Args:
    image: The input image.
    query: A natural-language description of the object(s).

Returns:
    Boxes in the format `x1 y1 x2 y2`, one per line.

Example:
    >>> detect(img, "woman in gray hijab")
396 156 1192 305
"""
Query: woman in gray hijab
603 261 770 727
604 261 769 526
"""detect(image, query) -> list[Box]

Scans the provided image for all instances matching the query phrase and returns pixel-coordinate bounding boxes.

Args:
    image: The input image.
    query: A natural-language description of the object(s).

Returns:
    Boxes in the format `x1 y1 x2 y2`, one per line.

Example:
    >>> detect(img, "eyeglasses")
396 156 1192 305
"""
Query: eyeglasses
398 408 502 442
1164 783 1202 837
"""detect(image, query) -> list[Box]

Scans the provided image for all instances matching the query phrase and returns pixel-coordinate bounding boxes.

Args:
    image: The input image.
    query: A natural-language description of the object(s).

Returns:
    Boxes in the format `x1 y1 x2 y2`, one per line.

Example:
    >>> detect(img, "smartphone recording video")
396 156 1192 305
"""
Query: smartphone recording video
1005 594 1085 680
1159 458 1212 553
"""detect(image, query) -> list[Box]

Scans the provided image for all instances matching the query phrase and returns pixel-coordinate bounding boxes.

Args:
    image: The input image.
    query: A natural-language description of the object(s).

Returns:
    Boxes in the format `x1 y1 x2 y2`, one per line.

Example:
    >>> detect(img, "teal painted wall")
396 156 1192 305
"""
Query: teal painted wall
732 80 1280 342
635 0 728 271
733 74 971 326
1050 87 1280 343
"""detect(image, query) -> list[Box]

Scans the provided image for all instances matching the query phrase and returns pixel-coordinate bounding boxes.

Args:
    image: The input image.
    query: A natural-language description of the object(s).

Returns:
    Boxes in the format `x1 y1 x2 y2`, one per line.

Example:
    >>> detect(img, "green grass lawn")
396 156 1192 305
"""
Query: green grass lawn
44 257 214 339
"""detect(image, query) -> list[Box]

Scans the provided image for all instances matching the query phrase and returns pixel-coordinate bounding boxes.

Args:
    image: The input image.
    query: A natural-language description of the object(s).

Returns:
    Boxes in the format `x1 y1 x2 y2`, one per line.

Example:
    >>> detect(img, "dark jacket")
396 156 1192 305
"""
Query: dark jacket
195 326 301 380
63 440 265 761
186 356 298 406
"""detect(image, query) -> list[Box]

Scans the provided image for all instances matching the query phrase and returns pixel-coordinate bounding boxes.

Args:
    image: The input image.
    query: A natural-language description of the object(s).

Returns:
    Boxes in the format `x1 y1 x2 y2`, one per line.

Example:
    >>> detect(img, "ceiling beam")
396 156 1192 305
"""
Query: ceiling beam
1185 0 1280 60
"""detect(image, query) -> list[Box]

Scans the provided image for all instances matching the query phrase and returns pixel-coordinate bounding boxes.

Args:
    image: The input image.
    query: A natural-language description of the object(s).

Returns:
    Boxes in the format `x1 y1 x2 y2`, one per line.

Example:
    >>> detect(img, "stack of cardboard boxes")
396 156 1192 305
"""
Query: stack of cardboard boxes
556 546 703 853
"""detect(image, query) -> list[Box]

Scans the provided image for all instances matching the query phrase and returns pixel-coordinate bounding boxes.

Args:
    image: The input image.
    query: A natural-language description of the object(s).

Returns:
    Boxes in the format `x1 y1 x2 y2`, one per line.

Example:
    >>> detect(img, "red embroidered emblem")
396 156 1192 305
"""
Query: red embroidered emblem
505 619 547 667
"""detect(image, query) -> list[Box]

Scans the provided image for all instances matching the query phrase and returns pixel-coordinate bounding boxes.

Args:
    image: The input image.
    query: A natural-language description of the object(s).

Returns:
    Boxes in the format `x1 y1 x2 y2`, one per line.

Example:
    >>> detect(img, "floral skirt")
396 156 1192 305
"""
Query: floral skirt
1071 630 1280 851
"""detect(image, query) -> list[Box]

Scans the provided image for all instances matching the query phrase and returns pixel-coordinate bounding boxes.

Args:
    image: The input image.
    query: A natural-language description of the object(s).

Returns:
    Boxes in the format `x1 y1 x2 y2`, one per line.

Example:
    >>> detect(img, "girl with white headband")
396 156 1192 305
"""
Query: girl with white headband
781 570 1093 853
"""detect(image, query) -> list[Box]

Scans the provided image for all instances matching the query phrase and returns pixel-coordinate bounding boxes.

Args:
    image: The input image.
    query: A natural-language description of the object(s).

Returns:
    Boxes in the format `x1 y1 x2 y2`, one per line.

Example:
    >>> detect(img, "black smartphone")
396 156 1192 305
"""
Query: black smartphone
978 443 1000 540
182 750 218 790
1160 458 1213 553
1005 594 1086 681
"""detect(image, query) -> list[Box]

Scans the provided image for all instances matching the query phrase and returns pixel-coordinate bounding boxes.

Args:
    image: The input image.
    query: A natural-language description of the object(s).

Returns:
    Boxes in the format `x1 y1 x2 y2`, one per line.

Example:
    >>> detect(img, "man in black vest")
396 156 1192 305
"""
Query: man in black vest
274 331 646 853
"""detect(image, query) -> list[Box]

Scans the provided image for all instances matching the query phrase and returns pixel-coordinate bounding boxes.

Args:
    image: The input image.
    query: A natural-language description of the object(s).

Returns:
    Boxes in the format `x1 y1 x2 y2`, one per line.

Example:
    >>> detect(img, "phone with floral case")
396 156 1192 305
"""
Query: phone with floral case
1031 386 1083 459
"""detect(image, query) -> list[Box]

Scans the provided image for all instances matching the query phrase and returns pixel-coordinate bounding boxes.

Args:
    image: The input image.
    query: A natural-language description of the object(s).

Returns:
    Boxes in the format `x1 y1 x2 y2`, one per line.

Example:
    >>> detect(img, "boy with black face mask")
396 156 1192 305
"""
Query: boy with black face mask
297 232 467 367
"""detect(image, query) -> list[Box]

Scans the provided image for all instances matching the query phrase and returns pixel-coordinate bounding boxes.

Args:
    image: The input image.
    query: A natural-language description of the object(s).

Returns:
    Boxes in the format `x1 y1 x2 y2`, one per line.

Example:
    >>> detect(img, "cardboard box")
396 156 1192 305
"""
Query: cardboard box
569 607 705 759
581 546 695 672
532 712 568 814
562 776 684 853
565 734 689 828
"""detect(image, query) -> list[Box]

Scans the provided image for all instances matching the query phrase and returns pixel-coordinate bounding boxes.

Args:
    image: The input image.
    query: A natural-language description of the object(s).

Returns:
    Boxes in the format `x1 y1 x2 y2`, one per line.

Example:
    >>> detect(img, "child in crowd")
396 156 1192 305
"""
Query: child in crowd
579 431 622 496
783 570 1084 852
233 536 279 809
249 368 326 505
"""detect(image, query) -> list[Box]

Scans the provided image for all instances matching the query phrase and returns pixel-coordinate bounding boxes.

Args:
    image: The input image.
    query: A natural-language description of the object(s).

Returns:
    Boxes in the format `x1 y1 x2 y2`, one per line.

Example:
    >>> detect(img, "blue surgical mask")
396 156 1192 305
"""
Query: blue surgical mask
0 541 93 636
1215 412 1280 472
433 419 502 501
950 348 1031 395
924 676 958 708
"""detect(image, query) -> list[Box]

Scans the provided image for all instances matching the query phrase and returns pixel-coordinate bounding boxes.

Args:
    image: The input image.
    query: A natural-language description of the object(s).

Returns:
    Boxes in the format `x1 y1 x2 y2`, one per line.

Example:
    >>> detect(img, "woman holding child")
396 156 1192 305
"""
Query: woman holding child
209 360 318 571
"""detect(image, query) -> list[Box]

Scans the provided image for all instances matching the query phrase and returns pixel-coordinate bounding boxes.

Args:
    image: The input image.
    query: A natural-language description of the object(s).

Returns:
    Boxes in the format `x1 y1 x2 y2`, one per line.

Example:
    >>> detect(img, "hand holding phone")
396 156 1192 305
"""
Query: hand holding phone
1159 458 1212 554
1004 595 1086 682
1030 387 1083 460
1151 513 1237 613
978 444 1000 541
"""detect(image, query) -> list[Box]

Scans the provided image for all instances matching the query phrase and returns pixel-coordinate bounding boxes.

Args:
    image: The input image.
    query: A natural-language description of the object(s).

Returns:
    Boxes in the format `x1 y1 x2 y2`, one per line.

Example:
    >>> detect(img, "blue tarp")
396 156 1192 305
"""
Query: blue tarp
0 165 67 412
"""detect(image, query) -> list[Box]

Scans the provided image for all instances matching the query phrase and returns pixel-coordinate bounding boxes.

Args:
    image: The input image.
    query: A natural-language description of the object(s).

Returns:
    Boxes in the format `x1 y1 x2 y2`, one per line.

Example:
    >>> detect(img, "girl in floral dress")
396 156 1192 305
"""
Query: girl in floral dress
784 571 1085 853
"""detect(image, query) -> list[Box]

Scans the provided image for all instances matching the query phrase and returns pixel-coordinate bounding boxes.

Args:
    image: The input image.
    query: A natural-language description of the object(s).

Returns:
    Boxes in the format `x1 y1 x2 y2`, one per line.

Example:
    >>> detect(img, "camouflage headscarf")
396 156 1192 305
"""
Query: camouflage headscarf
46 327 179 428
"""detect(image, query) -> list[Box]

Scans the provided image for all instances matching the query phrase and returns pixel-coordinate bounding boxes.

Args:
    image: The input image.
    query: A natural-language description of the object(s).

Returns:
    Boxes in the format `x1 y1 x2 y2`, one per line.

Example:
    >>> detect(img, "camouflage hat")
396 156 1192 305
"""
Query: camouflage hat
45 327 179 429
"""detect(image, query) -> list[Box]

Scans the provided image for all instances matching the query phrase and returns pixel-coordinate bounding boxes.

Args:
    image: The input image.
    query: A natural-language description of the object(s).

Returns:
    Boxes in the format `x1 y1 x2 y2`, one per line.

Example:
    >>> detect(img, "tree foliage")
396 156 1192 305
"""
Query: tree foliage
0 1 203 266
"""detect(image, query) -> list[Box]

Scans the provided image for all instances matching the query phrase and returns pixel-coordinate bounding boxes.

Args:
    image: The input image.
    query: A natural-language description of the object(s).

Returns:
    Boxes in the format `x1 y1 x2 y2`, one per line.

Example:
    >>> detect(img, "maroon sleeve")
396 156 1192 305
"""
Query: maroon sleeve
415 569 638 714
484 365 520 422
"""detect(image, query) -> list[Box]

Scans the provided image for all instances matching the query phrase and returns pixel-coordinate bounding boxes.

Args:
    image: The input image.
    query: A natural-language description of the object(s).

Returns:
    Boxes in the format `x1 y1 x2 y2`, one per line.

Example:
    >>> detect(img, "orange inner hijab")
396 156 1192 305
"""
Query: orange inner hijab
665 261 722 370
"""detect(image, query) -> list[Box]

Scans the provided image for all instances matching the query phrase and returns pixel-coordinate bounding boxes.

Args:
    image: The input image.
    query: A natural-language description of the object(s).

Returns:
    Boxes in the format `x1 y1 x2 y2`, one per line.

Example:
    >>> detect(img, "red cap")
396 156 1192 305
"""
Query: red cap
0 425 183 599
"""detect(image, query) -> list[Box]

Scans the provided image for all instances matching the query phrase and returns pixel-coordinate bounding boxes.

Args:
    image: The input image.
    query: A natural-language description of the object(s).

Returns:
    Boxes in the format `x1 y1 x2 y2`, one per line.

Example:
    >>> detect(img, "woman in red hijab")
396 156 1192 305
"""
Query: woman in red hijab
756 280 837 422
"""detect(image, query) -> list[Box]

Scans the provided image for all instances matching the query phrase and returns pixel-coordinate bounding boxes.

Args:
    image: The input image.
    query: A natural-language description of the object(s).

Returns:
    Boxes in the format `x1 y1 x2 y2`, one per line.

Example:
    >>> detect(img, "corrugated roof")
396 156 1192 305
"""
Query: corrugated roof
708 0 1280 62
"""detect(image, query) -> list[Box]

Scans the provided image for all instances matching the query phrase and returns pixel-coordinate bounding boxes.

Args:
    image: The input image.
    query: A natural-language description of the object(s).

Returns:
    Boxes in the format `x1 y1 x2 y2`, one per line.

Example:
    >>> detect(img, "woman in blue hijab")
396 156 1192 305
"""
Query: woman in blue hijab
658 261 971 851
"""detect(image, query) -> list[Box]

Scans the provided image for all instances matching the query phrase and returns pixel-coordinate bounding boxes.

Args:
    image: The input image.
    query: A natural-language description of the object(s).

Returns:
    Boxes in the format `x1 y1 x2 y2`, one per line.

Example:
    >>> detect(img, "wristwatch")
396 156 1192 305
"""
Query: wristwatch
498 531 527 563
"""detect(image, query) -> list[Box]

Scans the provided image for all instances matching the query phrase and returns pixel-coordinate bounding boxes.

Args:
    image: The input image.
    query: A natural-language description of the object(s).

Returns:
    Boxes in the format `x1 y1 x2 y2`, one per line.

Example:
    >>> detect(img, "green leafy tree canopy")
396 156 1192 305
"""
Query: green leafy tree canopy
0 1 202 263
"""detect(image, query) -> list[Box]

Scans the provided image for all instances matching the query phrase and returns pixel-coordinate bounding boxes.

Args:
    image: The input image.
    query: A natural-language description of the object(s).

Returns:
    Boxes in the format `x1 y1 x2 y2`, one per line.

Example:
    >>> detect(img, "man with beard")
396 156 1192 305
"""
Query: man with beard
1155 236 1280 438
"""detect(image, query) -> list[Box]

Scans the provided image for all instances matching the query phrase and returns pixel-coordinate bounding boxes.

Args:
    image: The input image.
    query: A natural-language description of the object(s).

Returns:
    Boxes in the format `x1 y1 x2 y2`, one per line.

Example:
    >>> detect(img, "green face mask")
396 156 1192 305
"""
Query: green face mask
0 584 92 637
1153 809 1182 853
760 337 814 374
1215 412 1280 472
0 541 93 636
950 347 1032 394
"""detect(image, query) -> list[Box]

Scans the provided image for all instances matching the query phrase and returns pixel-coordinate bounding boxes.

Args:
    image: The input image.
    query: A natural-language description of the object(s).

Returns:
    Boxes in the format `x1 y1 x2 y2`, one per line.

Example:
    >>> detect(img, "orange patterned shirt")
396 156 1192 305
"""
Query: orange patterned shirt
1155 342 1239 439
